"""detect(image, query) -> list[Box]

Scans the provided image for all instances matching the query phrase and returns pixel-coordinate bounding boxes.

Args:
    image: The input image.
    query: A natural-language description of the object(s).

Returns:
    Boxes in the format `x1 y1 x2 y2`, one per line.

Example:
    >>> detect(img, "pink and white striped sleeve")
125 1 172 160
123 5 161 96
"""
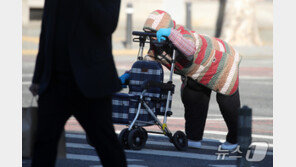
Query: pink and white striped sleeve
168 29 196 57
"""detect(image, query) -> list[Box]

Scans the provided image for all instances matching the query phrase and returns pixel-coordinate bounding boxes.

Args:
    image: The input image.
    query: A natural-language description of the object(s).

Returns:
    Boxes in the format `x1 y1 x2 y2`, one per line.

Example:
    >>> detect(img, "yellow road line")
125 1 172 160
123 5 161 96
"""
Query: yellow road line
22 36 39 43
22 49 148 56
23 36 128 43
113 49 142 55
22 50 38 55
22 36 147 56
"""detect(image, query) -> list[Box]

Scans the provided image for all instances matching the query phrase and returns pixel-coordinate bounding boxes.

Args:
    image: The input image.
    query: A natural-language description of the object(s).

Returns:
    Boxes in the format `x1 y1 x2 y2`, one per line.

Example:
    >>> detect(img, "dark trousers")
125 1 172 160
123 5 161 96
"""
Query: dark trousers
181 79 241 144
31 73 127 167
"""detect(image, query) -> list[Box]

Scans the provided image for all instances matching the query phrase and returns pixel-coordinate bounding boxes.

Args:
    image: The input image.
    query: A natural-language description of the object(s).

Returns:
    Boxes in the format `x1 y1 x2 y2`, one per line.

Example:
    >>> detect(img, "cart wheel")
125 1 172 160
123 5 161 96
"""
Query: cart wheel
86 134 94 147
138 127 148 142
172 131 188 151
127 128 147 150
118 128 130 149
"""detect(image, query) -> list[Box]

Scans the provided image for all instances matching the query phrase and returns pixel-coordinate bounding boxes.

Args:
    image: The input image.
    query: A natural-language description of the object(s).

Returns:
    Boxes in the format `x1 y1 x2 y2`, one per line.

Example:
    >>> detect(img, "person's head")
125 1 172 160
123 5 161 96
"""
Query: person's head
143 10 175 50
143 10 196 70
143 10 176 33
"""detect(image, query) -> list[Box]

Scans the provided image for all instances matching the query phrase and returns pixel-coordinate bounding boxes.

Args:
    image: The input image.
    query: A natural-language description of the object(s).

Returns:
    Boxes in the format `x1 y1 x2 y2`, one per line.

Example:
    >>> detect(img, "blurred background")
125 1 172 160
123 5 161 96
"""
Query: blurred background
22 0 273 119
115 0 273 49
23 0 273 54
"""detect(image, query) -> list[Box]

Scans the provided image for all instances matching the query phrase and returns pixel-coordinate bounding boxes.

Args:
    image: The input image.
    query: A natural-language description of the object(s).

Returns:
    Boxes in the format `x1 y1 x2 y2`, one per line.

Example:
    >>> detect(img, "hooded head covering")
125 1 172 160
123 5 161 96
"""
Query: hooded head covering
143 10 197 74
143 10 196 43
143 10 176 32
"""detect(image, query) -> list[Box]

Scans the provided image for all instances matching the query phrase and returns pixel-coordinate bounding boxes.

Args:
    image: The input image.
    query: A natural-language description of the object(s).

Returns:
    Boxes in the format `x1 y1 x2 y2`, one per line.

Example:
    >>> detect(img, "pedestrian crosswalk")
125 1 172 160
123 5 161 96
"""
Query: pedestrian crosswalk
22 131 273 167
22 127 273 167
63 132 273 167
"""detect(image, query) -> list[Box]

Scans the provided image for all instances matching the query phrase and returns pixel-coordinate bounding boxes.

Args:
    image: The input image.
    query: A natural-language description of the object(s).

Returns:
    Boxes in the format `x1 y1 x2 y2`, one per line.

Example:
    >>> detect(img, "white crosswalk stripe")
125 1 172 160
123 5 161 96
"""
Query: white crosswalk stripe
66 153 143 162
22 73 273 84
90 165 148 167
66 132 273 148
65 132 273 164
66 142 236 161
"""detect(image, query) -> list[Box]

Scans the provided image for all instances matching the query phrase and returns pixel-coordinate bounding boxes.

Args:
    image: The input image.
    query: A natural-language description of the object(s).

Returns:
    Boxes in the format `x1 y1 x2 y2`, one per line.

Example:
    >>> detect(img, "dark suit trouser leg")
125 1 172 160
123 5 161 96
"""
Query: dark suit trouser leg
65 75 127 167
71 96 127 167
31 80 71 167
216 90 241 144
32 74 127 167
181 83 212 141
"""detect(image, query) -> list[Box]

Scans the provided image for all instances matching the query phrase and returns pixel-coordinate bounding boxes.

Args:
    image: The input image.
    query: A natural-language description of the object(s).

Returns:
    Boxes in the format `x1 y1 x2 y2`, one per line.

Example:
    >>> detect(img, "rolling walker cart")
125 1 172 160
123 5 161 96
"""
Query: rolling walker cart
87 31 188 151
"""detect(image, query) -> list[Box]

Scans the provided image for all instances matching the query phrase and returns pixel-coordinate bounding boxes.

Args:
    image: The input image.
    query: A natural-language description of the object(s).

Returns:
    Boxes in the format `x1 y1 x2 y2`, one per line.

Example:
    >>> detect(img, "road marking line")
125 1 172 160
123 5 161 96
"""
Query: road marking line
208 165 237 167
146 141 272 155
22 49 38 55
22 72 274 83
115 130 273 141
22 36 137 45
66 143 235 161
203 130 273 140
22 36 126 43
22 79 273 90
126 148 235 160
66 153 142 162
22 81 31 85
66 133 86 139
22 49 143 56
113 129 273 141
240 76 273 80
65 134 273 154
23 36 39 43
200 138 273 148
116 67 273 79
204 117 273 121
250 81 273 85
22 73 33 77
90 165 147 167
67 143 93 149
157 116 273 121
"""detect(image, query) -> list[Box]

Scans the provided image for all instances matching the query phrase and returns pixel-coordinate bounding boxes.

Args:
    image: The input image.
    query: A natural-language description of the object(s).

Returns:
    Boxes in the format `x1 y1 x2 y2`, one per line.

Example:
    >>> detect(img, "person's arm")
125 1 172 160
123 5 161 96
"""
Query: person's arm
168 29 196 57
30 0 49 95
32 0 49 84
32 17 46 84
83 0 121 34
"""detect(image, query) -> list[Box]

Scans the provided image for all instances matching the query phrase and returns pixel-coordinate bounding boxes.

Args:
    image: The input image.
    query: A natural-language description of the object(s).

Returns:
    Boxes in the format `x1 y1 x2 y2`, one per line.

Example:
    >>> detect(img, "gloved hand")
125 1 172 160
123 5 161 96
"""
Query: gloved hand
156 28 171 42
119 72 130 88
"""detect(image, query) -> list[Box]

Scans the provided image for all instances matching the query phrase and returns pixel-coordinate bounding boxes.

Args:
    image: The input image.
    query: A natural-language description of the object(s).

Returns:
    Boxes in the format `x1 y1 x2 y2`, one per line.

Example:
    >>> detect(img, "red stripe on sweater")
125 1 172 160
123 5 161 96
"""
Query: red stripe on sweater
165 63 171 69
175 62 184 70
195 35 207 64
155 10 165 14
173 20 176 28
177 26 191 35
229 75 239 95
199 51 223 85
165 63 181 72
215 38 226 51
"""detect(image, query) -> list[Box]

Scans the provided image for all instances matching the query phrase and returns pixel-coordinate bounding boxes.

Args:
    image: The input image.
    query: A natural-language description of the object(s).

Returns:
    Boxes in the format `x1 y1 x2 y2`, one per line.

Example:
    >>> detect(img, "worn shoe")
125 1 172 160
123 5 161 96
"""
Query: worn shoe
221 141 238 150
188 140 202 149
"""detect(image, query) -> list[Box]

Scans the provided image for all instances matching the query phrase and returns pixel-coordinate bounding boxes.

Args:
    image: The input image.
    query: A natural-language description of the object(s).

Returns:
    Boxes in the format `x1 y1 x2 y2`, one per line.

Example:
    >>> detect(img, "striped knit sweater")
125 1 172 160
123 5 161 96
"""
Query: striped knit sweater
188 33 241 95
143 10 242 95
